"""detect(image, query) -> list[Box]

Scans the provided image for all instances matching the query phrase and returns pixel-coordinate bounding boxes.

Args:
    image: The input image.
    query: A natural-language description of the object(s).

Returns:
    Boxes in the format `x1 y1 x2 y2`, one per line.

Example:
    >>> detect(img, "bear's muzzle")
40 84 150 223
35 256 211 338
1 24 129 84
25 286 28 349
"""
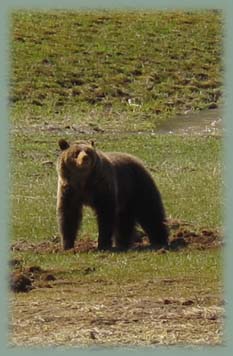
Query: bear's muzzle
76 151 89 167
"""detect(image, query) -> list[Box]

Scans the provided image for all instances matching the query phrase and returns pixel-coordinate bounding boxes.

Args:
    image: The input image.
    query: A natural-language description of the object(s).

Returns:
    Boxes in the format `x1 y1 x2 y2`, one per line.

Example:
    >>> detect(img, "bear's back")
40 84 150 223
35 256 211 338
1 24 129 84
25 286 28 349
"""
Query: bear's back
102 151 157 206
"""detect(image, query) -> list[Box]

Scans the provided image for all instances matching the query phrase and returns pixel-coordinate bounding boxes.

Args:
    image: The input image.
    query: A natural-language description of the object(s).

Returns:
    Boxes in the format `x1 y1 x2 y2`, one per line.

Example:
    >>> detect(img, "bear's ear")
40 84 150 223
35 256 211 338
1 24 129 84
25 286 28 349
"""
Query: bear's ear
58 139 70 151
91 140 95 148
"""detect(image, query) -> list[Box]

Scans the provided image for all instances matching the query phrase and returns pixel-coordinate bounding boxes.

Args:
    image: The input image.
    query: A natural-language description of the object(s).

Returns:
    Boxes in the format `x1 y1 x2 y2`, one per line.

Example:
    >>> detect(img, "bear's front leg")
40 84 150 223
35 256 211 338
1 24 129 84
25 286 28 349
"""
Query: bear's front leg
57 184 82 250
95 196 116 251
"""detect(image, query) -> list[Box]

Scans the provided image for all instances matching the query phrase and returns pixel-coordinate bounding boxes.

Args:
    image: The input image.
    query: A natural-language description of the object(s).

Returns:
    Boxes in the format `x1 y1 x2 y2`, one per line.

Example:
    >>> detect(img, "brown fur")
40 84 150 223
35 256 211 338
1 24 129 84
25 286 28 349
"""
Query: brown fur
56 139 169 250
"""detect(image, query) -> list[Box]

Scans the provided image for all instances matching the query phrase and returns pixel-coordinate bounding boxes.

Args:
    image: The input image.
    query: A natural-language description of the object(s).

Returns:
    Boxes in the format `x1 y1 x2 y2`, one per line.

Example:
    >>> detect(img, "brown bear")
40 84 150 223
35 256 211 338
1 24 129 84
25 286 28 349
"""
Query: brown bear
56 139 169 251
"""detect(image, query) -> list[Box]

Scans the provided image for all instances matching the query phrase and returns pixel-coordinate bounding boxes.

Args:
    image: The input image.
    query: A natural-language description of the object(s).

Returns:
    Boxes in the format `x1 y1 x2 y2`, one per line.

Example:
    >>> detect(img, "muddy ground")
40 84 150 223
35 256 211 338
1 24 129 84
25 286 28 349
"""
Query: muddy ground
9 220 224 347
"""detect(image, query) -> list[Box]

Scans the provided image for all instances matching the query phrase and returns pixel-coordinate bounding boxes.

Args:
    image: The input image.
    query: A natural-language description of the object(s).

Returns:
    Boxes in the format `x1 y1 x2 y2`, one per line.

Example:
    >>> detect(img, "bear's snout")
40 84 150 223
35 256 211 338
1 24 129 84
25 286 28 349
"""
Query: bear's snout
76 150 89 167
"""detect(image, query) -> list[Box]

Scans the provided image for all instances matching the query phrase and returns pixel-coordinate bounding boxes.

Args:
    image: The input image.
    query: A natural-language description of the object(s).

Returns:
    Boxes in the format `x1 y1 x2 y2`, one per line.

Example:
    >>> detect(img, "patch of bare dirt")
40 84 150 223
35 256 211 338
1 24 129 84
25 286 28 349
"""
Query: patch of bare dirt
11 236 97 254
10 272 33 293
168 219 223 251
12 122 104 135
170 231 218 250
10 264 57 293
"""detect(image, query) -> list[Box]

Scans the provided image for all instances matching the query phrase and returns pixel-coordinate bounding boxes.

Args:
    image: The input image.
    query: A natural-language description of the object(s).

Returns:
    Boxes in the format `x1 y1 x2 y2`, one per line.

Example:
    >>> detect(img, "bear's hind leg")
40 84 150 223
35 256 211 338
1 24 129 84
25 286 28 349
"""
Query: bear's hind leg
138 209 169 249
147 222 169 249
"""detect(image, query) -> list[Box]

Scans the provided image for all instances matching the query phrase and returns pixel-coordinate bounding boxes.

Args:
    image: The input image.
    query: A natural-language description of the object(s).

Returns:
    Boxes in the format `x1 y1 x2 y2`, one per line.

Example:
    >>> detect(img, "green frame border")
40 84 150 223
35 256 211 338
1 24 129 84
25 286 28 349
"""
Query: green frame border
1 0 232 355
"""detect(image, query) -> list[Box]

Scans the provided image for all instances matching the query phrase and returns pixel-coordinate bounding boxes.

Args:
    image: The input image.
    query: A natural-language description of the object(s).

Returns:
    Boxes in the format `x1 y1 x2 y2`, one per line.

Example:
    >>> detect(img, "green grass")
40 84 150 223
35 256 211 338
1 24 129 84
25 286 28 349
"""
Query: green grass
12 248 222 304
10 10 223 131
13 248 221 283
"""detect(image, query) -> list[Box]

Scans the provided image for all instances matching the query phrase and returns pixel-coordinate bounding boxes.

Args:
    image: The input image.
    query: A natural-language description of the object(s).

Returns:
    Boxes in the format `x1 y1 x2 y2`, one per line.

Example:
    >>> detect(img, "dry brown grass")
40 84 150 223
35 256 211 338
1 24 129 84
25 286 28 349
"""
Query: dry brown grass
10 283 223 347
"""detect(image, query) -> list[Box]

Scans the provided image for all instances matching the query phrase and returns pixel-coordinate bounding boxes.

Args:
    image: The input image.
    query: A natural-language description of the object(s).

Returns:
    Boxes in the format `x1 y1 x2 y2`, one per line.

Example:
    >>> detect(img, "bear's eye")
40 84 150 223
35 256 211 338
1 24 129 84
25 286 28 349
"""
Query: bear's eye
74 150 80 158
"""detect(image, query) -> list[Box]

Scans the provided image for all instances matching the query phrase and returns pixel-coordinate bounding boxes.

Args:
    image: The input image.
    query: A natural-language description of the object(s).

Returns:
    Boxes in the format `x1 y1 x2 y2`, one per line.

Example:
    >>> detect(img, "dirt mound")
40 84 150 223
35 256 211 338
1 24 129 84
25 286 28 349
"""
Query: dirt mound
11 220 222 255
10 263 57 293
168 219 222 250
10 272 33 293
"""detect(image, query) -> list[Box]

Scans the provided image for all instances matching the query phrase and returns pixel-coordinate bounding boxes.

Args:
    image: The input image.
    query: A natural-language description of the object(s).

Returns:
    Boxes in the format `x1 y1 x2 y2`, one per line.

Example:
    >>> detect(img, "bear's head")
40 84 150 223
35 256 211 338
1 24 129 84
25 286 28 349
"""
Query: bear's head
58 139 97 175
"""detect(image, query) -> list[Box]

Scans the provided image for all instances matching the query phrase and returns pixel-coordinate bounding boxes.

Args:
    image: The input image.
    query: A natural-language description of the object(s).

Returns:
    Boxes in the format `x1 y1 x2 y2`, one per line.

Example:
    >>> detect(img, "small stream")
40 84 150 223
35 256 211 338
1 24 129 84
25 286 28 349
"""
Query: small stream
156 107 223 136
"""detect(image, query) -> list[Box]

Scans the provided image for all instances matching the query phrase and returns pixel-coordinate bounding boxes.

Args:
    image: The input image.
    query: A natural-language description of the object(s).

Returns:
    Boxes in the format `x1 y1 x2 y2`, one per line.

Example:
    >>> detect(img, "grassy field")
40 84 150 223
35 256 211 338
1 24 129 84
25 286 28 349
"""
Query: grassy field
9 10 223 347
11 10 223 131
